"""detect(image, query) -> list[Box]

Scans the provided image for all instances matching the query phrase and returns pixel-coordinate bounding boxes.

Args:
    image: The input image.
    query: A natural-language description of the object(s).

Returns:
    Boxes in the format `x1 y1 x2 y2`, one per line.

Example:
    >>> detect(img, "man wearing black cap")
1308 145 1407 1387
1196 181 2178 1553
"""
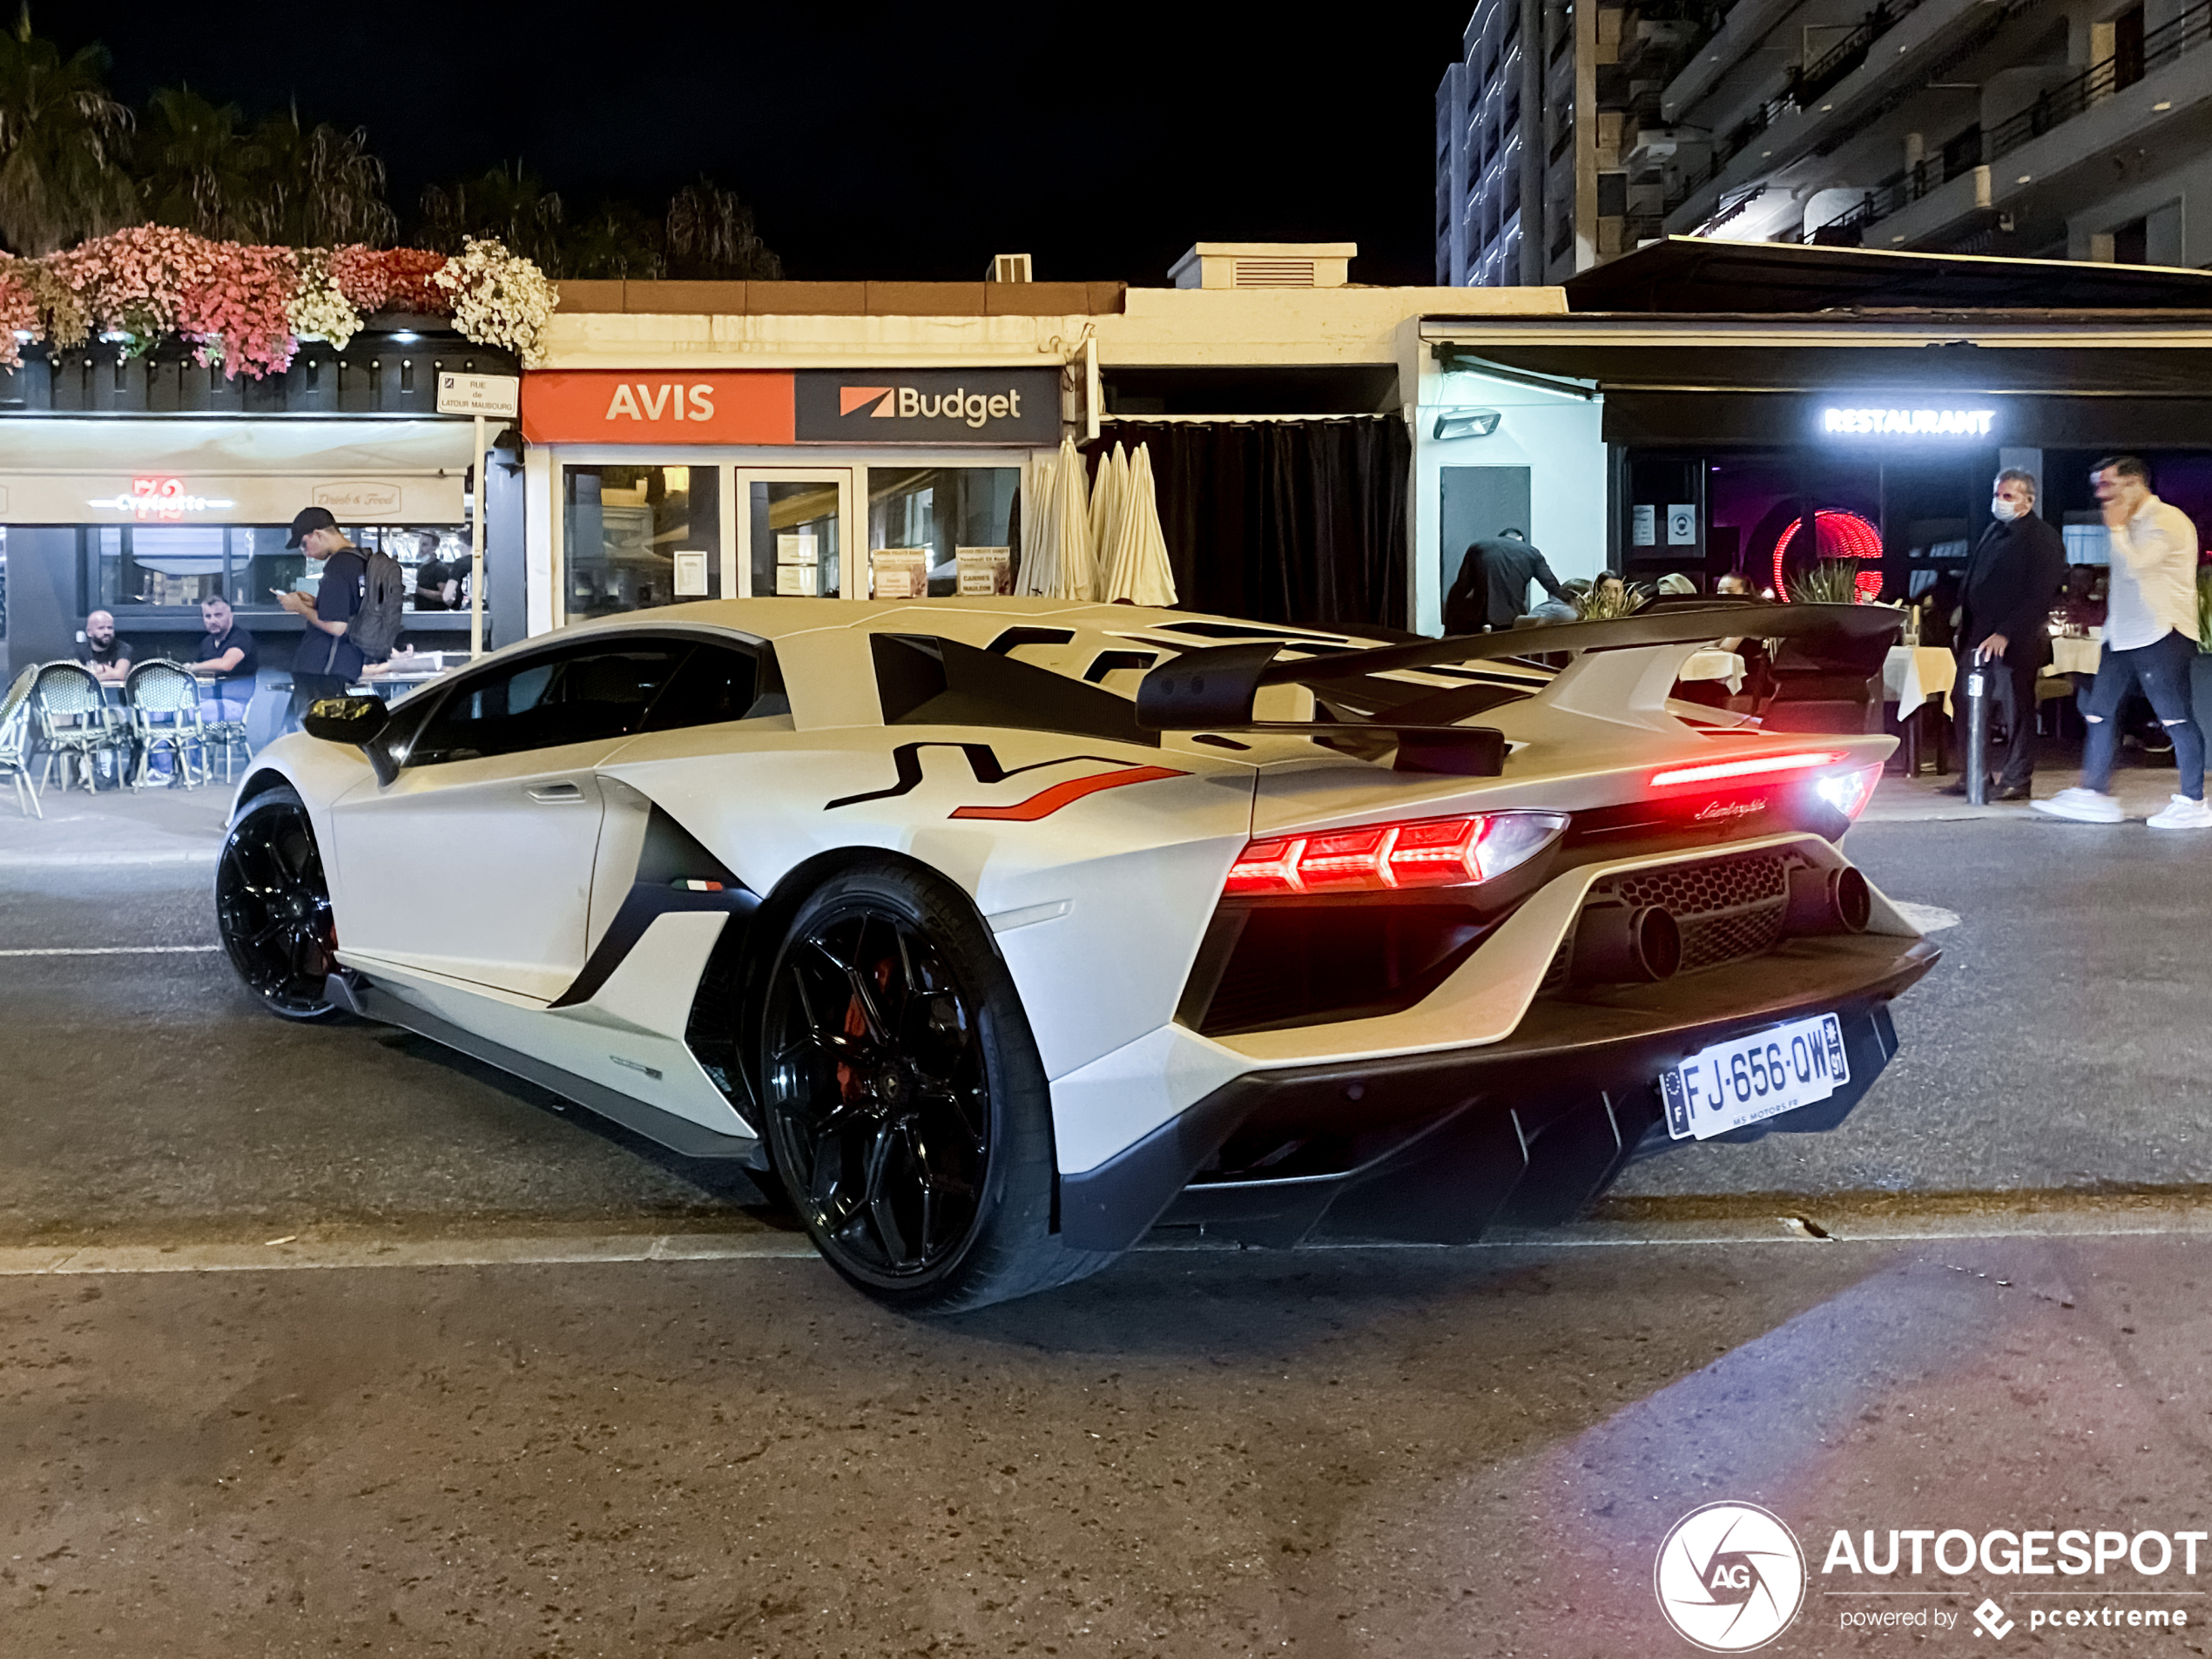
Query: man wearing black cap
274 507 368 731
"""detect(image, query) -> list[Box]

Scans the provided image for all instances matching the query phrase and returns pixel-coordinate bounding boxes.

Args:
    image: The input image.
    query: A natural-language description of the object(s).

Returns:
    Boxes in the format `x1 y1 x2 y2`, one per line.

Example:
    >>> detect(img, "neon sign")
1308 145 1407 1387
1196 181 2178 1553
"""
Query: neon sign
1823 408 1995 437
86 476 237 519
1773 509 1885 602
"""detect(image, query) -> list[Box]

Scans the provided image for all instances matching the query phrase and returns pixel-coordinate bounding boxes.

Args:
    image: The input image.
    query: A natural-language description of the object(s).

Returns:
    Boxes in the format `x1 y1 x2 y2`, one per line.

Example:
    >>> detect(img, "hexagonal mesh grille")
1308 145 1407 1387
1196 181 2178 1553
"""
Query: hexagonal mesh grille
1597 853 1788 918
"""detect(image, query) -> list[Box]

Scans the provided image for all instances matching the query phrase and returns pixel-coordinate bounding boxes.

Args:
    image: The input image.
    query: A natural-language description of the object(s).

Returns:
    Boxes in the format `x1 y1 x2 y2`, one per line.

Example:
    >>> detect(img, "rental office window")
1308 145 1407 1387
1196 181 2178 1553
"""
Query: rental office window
865 466 1018 597
564 464 723 618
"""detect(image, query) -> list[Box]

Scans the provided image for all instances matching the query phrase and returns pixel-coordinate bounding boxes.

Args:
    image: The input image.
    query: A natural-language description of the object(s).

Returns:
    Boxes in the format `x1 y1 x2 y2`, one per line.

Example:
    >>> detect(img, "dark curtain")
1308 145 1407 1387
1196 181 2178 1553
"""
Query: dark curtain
1084 416 1410 632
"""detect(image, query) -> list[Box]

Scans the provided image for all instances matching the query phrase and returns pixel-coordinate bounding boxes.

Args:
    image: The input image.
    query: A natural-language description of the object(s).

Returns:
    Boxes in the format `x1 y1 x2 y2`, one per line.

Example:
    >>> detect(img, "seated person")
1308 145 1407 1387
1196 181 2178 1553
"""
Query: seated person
77 610 133 683
412 534 459 610
187 596 260 725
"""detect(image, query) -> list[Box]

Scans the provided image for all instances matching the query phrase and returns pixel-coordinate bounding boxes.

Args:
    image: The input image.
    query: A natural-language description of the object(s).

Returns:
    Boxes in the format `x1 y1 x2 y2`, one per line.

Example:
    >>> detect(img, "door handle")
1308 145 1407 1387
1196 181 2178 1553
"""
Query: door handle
525 781 586 804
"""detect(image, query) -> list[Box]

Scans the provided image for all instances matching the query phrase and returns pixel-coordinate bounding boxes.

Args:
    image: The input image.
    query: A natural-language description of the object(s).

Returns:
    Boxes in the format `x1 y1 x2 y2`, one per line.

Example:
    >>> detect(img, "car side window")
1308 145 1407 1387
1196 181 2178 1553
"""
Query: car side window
641 643 759 733
408 641 690 765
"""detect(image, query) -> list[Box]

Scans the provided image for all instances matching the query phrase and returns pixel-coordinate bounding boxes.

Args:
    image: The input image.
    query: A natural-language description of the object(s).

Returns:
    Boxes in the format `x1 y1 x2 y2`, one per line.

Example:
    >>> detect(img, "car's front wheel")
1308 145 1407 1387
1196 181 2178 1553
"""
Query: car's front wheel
757 860 1110 1312
216 784 341 1021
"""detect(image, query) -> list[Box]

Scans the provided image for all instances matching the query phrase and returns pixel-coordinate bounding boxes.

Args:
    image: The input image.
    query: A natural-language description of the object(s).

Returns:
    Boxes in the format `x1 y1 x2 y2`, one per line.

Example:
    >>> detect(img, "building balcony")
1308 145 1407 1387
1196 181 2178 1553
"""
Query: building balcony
1660 0 1998 234
1800 0 2212 248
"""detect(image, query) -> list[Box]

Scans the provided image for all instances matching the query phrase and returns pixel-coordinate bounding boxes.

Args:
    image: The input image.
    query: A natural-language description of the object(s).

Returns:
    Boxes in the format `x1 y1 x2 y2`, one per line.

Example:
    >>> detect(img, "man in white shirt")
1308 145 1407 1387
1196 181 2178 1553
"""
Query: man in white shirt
2036 455 2208 827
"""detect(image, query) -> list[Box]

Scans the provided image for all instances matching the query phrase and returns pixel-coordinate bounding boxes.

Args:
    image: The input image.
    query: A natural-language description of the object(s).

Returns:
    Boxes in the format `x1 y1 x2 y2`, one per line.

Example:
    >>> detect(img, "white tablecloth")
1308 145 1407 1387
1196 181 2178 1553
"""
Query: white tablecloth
1884 646 1958 715
2047 635 2102 677
1677 649 1745 693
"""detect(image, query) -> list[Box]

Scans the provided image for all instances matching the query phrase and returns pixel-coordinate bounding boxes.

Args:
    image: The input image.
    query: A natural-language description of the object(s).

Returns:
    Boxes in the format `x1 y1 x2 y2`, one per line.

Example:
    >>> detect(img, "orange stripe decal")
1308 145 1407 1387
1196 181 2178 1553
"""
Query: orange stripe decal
948 765 1188 822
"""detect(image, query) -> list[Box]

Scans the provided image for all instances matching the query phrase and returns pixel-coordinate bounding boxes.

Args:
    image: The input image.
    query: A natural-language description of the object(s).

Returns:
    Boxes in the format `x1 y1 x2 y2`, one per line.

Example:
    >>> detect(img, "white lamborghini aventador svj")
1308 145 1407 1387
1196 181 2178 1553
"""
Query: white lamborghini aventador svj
215 597 1934 1310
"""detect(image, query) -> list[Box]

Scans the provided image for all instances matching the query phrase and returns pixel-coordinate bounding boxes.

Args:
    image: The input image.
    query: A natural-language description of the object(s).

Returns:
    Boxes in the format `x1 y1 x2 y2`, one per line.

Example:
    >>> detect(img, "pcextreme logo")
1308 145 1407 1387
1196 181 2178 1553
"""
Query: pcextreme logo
1655 1502 1807 1651
836 382 1026 428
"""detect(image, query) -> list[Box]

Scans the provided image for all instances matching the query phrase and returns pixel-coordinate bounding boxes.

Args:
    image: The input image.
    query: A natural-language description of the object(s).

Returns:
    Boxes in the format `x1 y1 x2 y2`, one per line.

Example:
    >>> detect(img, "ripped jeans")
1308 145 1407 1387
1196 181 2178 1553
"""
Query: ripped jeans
2081 628 2205 801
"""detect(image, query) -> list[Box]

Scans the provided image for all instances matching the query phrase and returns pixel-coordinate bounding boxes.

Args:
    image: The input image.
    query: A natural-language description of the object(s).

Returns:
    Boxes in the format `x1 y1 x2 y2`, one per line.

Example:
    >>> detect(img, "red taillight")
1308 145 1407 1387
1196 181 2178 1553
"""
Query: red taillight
1815 762 1883 821
1224 812 1566 897
1649 751 1847 789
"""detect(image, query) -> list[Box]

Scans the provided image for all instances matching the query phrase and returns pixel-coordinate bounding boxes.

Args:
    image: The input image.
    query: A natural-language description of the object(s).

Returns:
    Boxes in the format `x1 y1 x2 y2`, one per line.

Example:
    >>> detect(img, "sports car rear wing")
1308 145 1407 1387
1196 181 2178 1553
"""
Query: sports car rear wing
1132 603 1903 776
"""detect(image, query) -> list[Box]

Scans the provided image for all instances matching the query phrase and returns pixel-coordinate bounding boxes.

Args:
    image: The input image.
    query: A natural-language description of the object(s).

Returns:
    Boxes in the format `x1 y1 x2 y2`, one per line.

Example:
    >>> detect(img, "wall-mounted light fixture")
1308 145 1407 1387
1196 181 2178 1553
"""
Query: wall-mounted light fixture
1433 407 1503 441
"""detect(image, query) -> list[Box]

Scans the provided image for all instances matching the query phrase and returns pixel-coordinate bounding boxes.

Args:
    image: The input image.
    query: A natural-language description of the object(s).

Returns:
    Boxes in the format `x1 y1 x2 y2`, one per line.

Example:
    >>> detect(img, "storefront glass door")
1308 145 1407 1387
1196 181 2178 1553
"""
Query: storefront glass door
738 469 852 599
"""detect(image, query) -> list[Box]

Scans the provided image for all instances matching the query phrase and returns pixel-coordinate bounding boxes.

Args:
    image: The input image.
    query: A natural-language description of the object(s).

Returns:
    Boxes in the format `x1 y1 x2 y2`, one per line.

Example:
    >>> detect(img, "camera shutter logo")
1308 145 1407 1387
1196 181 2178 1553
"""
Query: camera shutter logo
1654 1501 1806 1651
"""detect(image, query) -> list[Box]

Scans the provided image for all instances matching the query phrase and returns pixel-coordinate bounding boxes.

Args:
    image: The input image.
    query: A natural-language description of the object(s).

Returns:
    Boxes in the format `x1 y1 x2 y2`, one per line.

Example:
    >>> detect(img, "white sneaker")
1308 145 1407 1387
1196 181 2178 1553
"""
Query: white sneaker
2033 786 2124 824
2148 794 2212 829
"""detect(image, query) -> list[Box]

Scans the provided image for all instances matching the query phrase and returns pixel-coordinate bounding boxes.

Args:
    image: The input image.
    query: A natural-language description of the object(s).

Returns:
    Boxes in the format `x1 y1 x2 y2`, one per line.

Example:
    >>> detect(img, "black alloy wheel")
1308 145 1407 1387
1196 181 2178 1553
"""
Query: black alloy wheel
216 786 341 1020
758 861 1109 1312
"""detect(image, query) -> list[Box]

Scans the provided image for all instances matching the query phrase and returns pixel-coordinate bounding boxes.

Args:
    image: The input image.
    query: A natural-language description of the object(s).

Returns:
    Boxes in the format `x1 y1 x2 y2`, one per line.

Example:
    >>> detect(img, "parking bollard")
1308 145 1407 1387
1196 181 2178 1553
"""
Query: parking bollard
1963 663 1991 806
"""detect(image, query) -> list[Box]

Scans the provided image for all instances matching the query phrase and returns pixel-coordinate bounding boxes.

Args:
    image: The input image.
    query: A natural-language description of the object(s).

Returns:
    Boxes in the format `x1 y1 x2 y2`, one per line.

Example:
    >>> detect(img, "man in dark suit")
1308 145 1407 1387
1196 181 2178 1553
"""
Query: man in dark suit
1444 529 1571 632
1946 468 2067 799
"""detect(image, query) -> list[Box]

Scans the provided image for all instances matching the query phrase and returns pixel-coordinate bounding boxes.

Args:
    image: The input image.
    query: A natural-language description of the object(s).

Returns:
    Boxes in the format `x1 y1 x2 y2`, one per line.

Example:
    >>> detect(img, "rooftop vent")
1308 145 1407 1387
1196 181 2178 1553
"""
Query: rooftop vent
988 253 1034 283
1167 242 1356 290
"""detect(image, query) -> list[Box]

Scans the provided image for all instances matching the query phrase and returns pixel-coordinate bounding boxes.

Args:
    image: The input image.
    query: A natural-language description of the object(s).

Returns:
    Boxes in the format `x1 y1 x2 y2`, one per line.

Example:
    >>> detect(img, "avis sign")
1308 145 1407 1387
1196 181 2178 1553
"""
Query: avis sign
520 372 797 444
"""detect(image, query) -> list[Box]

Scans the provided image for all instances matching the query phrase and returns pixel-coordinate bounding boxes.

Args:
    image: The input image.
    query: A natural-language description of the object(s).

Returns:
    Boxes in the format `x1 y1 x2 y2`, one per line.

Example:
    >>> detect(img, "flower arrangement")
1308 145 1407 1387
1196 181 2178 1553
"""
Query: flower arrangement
0 229 555 377
328 245 451 315
287 250 362 350
178 241 301 378
0 257 36 371
430 238 560 368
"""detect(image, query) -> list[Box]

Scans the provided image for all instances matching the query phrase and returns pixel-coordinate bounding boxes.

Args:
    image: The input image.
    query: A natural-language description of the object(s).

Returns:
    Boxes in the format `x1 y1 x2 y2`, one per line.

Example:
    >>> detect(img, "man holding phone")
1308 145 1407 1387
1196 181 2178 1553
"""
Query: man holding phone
275 507 368 732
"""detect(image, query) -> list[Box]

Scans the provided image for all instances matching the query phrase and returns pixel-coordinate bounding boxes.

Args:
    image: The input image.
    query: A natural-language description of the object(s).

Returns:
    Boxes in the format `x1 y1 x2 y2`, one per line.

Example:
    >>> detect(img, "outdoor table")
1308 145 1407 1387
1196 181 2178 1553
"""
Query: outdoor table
2047 634 2102 677
349 651 470 704
1884 645 1957 775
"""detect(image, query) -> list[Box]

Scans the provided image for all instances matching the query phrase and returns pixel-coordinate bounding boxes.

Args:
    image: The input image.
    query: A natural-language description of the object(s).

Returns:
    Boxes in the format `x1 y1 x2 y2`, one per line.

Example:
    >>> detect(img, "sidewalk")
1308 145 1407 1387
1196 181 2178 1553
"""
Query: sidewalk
0 777 233 867
1862 763 2188 823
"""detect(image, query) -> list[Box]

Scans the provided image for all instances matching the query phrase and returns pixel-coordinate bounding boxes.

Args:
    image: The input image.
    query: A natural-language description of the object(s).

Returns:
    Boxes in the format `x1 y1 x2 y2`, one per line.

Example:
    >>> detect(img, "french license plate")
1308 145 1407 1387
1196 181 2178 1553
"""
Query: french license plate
1661 1013 1850 1140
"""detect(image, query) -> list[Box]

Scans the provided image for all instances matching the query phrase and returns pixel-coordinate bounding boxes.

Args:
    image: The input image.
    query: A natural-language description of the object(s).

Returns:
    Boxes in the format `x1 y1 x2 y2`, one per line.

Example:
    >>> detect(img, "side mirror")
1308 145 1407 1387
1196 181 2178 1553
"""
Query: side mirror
302 695 398 783
301 695 388 746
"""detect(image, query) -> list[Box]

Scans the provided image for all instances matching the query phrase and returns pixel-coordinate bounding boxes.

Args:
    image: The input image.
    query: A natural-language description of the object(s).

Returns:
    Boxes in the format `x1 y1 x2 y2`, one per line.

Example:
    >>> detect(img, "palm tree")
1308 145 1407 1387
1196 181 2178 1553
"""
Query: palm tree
665 175 781 280
558 199 665 279
137 84 257 239
246 105 395 247
0 4 136 254
420 160 563 269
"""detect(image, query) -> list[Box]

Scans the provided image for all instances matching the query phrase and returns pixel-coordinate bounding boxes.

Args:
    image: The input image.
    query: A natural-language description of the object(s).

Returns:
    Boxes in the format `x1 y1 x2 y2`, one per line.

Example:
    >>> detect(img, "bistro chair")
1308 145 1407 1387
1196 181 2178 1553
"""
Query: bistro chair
31 660 129 792
0 665 42 819
124 659 207 789
197 678 255 782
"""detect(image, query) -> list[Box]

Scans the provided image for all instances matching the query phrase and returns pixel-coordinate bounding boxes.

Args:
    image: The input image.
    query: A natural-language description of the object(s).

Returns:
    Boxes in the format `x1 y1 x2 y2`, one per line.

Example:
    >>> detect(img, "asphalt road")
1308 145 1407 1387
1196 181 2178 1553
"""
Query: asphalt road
5 804 2212 1655
2 813 2208 1245
6 1235 2212 1656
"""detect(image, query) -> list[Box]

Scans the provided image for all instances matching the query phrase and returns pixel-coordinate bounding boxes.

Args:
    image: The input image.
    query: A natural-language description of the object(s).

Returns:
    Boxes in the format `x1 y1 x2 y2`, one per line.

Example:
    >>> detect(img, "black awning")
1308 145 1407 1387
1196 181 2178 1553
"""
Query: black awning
1564 238 2212 314
1438 341 2212 396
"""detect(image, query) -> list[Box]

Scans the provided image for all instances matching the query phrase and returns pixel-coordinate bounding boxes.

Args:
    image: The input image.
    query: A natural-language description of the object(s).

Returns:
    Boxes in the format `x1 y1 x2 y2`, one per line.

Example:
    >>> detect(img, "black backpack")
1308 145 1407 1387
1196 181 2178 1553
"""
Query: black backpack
348 550 408 663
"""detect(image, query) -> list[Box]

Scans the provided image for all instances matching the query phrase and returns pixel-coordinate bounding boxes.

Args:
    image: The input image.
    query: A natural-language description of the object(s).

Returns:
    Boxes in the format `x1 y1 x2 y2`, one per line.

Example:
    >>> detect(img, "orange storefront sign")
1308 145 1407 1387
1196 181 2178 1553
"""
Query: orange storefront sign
520 371 796 445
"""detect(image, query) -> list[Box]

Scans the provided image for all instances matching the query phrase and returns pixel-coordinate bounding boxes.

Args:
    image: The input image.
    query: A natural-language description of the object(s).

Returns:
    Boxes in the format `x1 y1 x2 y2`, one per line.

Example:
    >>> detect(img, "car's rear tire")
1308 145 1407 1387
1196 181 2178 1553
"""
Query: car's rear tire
757 860 1112 1312
216 784 341 1021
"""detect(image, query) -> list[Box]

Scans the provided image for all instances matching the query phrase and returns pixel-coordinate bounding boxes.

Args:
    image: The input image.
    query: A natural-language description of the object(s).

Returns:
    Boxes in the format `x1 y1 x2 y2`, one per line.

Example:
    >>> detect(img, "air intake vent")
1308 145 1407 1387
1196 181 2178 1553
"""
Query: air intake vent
988 253 1033 283
1232 257 1318 287
1168 242 1354 289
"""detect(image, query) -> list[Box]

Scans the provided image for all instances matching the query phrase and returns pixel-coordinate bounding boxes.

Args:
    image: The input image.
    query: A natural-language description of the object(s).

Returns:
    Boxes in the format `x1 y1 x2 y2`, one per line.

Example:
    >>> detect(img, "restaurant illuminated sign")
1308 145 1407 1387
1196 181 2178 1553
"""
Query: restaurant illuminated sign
1822 407 1996 437
86 476 236 518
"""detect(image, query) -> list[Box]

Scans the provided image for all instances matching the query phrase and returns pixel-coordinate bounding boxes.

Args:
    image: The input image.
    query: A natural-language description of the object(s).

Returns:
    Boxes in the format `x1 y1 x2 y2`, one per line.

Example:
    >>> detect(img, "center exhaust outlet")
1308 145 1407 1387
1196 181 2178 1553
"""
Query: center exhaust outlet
1786 864 1871 935
1572 904 1682 985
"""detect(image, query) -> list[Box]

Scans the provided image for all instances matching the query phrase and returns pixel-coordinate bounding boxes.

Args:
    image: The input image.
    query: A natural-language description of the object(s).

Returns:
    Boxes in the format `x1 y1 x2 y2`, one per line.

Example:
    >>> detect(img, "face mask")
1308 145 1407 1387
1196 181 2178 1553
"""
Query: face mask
1992 496 2021 522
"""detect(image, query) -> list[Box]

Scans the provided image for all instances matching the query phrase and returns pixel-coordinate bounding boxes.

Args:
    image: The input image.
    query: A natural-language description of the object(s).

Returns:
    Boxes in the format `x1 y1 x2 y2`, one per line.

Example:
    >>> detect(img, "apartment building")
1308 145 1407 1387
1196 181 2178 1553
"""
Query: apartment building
1437 0 2212 281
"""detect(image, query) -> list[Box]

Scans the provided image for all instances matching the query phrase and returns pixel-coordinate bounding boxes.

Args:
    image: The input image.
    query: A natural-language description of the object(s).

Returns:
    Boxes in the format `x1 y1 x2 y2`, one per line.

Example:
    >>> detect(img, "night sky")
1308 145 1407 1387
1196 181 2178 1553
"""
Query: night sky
40 3 1475 286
